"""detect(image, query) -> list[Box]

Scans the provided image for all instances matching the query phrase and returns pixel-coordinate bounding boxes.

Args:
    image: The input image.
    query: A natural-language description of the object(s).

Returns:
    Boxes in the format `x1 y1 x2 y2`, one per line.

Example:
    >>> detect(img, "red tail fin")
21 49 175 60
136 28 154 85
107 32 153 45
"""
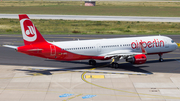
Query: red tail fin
19 14 47 45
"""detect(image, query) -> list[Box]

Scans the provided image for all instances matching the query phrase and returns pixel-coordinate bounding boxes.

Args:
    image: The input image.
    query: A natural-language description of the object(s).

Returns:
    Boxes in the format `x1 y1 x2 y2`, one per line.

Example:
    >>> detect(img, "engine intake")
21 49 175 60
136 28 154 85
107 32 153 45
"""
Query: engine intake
126 54 147 64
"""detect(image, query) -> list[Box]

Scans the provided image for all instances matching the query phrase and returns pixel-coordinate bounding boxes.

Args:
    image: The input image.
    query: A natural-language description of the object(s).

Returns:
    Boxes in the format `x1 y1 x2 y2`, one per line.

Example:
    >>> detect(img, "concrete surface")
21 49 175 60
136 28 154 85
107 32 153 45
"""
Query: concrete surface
0 65 180 101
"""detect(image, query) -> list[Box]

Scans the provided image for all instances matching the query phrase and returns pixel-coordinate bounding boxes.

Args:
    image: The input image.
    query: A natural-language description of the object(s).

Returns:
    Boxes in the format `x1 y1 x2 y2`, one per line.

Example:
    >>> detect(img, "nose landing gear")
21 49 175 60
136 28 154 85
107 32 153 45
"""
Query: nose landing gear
158 53 163 62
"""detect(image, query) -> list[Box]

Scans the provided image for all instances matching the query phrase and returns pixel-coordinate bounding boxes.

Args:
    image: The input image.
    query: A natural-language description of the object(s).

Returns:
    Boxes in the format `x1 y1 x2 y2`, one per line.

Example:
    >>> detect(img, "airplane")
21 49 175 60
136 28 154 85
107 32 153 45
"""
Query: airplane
3 14 178 68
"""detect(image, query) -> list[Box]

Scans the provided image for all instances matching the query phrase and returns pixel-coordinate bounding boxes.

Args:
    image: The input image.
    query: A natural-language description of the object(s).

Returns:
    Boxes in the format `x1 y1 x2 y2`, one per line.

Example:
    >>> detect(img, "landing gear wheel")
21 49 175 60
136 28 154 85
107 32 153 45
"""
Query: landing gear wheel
159 58 163 62
89 60 96 66
89 60 92 65
158 54 163 62
111 63 119 69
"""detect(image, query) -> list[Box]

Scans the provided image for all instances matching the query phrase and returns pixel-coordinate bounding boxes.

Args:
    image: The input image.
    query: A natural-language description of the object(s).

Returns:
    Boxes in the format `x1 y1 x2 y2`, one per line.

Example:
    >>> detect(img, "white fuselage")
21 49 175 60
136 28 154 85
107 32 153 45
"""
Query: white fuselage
52 36 178 56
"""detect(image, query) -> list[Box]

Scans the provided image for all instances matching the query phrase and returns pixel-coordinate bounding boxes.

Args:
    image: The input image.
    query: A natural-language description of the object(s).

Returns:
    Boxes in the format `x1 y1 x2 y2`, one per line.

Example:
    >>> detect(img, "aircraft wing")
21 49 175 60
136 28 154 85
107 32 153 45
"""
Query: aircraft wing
3 45 18 50
103 42 147 59
103 50 143 59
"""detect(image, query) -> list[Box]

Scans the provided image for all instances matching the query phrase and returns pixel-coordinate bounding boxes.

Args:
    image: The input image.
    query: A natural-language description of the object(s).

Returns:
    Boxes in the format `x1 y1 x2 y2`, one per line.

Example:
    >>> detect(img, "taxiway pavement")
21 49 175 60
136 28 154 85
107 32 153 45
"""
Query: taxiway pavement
1 14 180 22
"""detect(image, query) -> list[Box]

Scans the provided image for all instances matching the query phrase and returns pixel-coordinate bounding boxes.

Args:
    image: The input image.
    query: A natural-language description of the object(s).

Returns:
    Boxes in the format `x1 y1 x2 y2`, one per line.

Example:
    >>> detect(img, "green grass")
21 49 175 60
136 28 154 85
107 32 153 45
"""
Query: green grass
0 1 180 17
1 18 180 35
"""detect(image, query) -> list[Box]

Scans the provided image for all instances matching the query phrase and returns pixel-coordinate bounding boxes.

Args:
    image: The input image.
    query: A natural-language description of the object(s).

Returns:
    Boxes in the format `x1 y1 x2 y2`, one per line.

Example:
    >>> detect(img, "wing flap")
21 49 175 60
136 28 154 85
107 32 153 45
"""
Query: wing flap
103 43 147 59
104 52 142 58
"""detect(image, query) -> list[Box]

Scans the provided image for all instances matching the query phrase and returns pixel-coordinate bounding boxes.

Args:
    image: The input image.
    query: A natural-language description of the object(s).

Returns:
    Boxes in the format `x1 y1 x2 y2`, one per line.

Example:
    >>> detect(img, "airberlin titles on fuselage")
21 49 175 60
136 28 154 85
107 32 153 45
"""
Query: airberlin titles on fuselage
131 39 165 49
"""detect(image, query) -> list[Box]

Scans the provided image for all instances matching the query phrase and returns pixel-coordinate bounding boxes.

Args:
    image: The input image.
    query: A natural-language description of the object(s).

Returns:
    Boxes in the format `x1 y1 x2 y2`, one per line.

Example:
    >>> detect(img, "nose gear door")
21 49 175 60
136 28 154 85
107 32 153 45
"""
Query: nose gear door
97 44 101 52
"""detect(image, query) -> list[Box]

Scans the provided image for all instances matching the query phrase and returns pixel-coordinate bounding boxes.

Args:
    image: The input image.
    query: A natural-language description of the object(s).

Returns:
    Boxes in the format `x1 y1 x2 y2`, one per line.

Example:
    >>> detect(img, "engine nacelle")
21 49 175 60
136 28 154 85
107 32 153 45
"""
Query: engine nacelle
126 54 147 64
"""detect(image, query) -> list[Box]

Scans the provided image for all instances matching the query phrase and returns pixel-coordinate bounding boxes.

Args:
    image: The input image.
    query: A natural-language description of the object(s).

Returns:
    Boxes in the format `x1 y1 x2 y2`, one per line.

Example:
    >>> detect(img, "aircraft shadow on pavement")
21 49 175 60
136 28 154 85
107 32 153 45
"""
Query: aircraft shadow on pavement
46 58 179 65
45 59 90 65
14 62 153 76
14 65 94 76
146 58 180 64
117 63 152 74
11 58 179 76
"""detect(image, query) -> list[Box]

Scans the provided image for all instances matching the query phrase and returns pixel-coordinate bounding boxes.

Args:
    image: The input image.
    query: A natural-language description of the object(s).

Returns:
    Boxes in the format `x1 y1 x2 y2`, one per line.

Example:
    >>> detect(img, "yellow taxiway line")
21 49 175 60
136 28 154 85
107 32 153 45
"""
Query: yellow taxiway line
86 75 105 79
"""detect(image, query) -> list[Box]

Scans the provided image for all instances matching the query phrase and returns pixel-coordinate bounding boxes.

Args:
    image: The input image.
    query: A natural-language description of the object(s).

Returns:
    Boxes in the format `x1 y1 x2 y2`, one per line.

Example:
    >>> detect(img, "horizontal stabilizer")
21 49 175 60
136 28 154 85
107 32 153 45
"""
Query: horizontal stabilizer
3 45 18 50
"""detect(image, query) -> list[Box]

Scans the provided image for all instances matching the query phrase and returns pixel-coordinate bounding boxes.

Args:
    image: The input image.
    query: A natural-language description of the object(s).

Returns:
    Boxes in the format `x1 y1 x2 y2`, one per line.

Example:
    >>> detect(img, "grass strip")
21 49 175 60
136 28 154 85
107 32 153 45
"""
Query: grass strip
1 18 180 35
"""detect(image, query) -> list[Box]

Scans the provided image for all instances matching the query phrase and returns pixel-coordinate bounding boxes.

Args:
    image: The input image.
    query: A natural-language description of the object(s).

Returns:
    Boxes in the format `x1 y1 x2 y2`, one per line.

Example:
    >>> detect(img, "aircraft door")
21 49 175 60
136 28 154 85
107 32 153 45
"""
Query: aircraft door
50 45 56 56
164 39 169 48
97 44 101 52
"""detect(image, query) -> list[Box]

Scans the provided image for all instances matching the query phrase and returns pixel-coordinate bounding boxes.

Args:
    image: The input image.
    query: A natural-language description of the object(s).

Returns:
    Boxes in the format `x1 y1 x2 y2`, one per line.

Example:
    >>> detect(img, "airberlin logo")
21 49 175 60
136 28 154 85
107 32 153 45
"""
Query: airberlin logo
20 18 37 42
131 39 164 49
25 26 35 37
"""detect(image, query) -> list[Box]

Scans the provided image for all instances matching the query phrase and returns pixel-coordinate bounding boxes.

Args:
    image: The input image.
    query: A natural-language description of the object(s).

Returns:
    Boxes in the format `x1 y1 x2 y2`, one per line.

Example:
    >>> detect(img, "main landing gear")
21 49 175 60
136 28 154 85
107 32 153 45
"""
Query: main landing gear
111 56 119 69
111 62 119 69
158 53 163 62
89 59 96 66
88 57 120 69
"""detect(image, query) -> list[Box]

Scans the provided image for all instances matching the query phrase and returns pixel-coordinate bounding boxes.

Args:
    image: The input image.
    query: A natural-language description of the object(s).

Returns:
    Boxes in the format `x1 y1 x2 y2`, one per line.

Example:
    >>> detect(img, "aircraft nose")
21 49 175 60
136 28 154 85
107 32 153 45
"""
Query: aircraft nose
174 43 178 50
176 44 178 49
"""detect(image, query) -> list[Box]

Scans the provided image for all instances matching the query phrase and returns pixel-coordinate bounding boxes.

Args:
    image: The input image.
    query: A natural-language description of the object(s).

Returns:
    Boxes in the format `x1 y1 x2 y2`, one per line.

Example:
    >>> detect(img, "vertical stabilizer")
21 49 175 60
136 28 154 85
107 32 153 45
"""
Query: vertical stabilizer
19 14 47 45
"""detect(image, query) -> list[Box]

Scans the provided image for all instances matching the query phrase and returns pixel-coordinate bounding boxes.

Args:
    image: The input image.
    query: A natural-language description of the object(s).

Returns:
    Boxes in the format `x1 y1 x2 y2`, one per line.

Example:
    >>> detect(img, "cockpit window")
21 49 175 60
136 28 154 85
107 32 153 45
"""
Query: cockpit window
171 40 175 43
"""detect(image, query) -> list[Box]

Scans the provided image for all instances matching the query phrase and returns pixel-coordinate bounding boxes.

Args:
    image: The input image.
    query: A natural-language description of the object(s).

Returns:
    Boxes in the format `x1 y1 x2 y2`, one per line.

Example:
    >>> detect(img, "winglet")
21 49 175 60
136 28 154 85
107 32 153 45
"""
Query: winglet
139 42 147 54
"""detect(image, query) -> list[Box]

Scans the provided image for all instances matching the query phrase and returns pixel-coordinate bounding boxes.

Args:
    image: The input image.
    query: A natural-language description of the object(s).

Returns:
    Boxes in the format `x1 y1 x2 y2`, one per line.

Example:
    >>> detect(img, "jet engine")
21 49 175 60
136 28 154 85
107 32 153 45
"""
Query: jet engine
126 54 147 64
